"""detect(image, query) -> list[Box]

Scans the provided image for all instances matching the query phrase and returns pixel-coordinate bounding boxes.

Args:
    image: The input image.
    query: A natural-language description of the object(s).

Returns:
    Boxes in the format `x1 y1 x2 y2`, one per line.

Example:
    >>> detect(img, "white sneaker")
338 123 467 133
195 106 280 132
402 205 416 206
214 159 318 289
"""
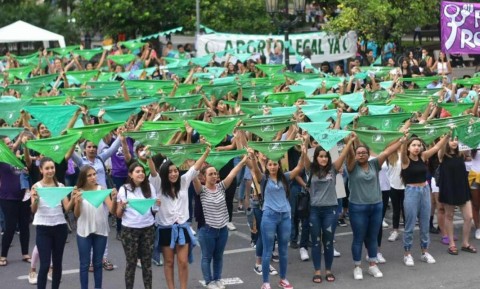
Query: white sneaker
420 252 436 264
206 281 220 289
475 229 480 240
299 247 309 261
28 271 37 285
376 253 386 264
226 222 237 231
215 280 226 289
404 254 414 266
253 264 262 275
388 231 399 242
382 220 389 228
269 265 278 275
333 248 341 257
353 266 363 280
367 265 383 278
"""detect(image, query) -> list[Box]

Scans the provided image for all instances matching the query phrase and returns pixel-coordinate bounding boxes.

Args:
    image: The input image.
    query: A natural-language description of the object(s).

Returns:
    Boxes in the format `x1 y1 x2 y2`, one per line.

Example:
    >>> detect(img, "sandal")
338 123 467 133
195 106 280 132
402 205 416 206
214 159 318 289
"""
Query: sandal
22 255 32 263
448 246 458 255
312 274 322 283
103 259 114 271
0 257 7 266
461 245 477 253
325 273 336 282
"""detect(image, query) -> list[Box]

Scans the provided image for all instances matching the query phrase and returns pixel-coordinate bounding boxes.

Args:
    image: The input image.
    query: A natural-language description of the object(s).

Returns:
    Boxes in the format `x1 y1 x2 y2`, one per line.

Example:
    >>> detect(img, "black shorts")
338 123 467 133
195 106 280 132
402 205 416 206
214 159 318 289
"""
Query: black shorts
158 227 191 247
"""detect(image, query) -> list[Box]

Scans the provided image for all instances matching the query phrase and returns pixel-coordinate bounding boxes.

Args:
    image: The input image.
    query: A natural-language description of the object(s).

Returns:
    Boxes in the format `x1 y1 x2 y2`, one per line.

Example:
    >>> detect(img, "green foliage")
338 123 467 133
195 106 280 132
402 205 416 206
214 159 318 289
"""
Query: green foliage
325 0 440 44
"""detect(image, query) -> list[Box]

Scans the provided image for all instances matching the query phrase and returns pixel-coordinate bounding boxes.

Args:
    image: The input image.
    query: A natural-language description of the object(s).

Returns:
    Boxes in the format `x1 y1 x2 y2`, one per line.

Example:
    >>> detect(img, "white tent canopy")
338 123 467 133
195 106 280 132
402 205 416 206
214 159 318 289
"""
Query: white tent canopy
0 20 65 48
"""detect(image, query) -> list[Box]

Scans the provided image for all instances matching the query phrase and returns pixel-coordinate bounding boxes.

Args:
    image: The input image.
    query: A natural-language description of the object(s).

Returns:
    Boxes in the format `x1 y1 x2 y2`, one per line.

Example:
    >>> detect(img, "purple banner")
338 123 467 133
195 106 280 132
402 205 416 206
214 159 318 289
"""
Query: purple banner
441 1 480 54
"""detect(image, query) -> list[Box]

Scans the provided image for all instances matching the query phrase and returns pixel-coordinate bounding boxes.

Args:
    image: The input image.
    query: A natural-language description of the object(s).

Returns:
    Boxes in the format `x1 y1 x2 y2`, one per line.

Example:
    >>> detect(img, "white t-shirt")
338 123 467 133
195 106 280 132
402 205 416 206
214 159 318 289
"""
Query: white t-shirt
32 182 67 226
117 183 157 228
149 166 199 226
387 155 405 190
76 185 110 237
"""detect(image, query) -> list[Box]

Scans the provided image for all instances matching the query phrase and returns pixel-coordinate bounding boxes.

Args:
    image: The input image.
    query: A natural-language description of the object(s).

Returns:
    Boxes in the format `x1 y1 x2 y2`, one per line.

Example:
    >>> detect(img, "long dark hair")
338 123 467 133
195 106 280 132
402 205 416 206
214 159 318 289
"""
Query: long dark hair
265 159 290 198
126 162 152 198
39 157 59 187
311 146 332 178
159 159 180 199
76 165 97 190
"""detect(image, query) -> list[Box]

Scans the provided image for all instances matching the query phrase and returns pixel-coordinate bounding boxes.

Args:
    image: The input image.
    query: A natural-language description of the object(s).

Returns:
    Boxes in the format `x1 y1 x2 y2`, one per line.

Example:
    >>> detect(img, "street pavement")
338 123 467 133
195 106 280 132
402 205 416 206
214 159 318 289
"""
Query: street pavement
1 199 480 289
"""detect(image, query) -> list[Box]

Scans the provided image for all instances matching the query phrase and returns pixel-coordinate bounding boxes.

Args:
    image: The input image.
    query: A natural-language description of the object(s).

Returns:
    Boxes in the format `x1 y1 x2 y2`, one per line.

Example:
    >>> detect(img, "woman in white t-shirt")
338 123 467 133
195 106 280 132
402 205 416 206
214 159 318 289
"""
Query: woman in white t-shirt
193 155 248 289
149 146 211 289
72 166 117 289
30 157 74 289
116 163 158 289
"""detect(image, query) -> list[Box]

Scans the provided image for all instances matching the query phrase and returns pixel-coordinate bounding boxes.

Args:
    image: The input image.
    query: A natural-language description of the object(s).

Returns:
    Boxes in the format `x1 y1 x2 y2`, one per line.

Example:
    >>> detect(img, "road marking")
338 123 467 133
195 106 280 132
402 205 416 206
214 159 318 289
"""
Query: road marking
199 277 243 286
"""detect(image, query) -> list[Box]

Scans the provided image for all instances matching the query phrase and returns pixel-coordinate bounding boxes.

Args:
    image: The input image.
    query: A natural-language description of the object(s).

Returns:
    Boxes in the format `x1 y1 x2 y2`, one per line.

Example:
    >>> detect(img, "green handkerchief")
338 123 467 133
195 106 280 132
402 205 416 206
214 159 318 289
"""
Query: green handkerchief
205 67 227 78
141 121 185 131
150 143 207 166
303 109 336 123
364 90 389 103
81 189 112 208
284 72 319 81
191 54 213 67
366 104 395 115
68 122 124 145
400 76 441 88
247 115 292 124
161 94 202 110
7 83 44 97
408 125 451 145
247 140 301 161
193 149 247 170
0 141 25 168
353 129 403 154
31 96 68 106
288 85 317 97
89 99 158 122
308 129 351 151
269 106 297 117
27 74 58 86
25 105 80 136
455 122 480 149
162 108 206 121
297 122 332 135
124 129 179 146
388 98 430 113
6 66 34 80
73 49 103 61
128 199 156 215
107 54 136 65
340 92 364 111
0 128 24 140
0 99 32 125
358 113 411 130
266 91 306 106
211 114 249 124
120 41 145 51
36 186 73 208
438 103 473 117
51 45 80 57
255 64 285 77
66 70 99 84
188 119 237 146
26 133 82 163
238 121 293 141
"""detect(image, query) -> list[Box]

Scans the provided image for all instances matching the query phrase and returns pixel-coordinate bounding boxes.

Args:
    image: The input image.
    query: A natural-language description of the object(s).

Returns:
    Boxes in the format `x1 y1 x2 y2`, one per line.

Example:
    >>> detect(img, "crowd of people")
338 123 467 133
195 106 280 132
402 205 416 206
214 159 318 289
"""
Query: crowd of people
0 32 480 289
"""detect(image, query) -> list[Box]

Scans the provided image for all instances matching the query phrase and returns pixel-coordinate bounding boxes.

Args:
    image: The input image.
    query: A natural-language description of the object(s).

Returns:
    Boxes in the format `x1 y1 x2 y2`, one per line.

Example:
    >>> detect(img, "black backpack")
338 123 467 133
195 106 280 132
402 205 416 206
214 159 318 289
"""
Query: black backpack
295 174 312 219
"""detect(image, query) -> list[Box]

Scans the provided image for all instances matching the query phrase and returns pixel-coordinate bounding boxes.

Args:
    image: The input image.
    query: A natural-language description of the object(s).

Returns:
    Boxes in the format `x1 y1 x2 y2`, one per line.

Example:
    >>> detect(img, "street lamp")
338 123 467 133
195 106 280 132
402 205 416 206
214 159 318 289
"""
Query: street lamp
265 0 305 68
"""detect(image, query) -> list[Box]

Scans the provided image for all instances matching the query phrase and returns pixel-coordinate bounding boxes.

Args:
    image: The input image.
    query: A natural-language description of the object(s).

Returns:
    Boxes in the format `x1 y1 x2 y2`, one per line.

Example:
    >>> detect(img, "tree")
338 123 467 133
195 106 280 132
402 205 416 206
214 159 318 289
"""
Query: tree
324 0 440 46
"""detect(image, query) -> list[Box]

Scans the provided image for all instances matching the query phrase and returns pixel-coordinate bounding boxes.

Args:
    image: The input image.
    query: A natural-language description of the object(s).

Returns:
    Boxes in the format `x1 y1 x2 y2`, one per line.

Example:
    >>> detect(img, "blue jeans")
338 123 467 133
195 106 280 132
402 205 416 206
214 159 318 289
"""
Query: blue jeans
36 224 68 289
403 185 431 251
112 176 127 234
261 210 291 283
233 157 251 203
77 233 107 289
153 225 162 263
289 184 309 247
349 202 383 265
253 208 264 258
197 225 228 285
310 206 337 271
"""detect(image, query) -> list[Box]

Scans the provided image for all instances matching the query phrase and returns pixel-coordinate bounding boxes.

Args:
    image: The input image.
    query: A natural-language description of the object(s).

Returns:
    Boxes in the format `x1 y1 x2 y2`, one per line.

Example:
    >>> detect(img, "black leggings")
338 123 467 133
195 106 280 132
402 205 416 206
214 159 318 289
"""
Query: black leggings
377 190 390 247
224 179 236 222
36 224 68 289
389 188 405 229
0 199 30 257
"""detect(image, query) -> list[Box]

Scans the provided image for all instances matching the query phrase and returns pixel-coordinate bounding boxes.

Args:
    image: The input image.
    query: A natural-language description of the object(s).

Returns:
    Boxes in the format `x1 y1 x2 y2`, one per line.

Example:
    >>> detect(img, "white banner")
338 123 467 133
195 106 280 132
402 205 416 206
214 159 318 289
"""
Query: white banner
196 31 357 64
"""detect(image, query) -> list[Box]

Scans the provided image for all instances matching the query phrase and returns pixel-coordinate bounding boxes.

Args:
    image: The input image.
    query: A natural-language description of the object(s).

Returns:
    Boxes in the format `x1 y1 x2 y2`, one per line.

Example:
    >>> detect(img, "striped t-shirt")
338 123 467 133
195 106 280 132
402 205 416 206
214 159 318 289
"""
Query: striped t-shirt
200 181 229 229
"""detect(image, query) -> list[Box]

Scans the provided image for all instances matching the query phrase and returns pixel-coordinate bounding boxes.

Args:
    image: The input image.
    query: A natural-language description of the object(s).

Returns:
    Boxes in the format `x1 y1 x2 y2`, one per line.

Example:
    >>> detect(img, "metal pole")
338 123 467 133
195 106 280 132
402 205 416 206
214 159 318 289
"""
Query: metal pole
284 0 290 68
196 0 200 35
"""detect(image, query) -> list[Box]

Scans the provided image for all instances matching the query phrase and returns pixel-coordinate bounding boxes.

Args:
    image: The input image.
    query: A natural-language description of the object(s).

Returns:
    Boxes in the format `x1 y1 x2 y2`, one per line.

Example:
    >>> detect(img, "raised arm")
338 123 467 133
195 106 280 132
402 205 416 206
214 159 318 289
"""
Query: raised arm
333 135 355 171
377 135 406 166
223 155 248 188
288 145 306 180
193 144 211 171
247 147 263 181
429 133 450 162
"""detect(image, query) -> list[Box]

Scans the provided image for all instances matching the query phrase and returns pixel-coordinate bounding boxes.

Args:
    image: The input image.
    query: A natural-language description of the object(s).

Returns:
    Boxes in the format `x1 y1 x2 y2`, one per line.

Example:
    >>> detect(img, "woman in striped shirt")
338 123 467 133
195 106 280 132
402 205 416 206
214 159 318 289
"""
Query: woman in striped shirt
193 155 249 289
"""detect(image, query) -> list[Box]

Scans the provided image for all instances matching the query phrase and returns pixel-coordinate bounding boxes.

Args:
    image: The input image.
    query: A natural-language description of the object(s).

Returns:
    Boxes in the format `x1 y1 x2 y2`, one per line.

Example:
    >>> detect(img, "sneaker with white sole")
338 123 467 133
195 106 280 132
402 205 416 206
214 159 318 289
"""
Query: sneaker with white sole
278 279 293 289
388 230 399 242
334 248 341 257
269 265 278 275
254 264 262 275
353 266 363 280
376 253 386 264
420 252 436 264
206 282 220 289
261 283 271 289
226 222 236 231
475 228 480 240
215 280 226 289
382 220 389 228
299 247 309 261
368 265 383 278
47 268 52 281
28 271 37 285
403 254 414 266
271 251 279 263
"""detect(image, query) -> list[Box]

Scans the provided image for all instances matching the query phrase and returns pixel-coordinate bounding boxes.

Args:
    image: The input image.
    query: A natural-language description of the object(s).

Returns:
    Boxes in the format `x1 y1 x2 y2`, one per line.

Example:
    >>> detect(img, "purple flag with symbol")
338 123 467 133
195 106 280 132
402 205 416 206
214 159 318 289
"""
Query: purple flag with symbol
441 1 480 54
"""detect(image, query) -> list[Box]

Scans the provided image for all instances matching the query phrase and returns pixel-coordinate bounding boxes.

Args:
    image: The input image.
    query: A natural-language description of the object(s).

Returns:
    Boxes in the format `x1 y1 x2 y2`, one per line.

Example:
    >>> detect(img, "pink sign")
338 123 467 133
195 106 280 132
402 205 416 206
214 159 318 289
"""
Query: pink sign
441 1 480 54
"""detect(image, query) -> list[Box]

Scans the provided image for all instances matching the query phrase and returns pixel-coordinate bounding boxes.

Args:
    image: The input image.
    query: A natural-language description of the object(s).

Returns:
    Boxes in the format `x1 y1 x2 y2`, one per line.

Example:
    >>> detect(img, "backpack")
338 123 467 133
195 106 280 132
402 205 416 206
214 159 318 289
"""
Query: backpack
295 173 312 219
293 60 303 73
